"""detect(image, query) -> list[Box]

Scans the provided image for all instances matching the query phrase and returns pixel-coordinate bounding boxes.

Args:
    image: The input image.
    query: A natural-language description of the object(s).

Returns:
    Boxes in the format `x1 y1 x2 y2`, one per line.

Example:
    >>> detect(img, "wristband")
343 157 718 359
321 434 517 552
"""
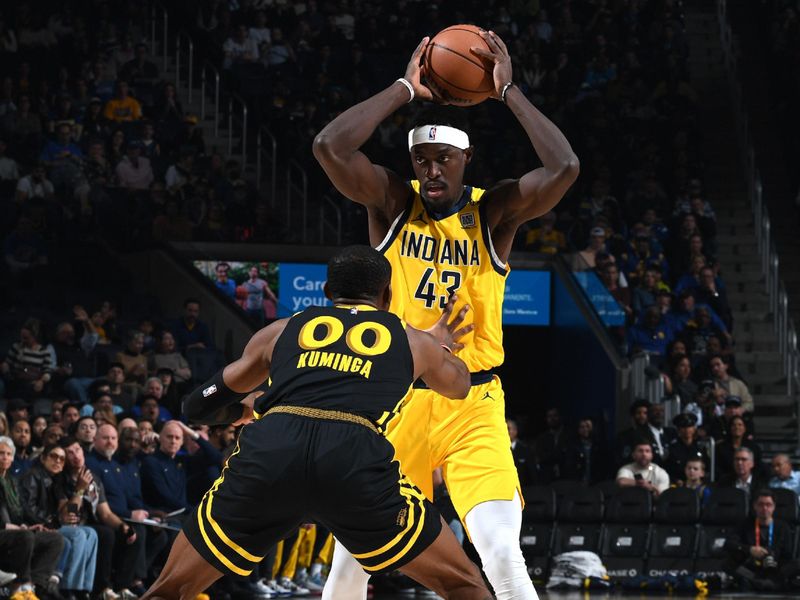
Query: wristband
440 344 453 354
396 78 415 103
183 369 249 425
500 81 516 103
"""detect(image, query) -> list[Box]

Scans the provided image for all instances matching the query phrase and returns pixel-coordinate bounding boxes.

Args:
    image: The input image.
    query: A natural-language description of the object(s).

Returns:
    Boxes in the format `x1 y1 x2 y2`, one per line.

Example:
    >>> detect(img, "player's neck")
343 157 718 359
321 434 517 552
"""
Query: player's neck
333 297 379 310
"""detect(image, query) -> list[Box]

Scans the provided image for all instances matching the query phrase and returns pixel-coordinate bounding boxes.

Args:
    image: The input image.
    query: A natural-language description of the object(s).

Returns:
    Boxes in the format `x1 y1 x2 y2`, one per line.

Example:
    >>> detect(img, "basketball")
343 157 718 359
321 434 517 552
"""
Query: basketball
423 24 495 106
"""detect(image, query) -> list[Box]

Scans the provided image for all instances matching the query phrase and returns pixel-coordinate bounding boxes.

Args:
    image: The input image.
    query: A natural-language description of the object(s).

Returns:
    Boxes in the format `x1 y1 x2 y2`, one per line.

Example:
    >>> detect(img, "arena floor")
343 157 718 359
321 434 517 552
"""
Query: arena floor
375 593 797 599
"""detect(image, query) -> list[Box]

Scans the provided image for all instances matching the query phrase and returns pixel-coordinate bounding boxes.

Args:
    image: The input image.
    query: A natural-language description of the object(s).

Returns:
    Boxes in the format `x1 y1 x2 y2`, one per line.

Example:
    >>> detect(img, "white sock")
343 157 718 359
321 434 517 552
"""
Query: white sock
465 492 539 600
320 539 370 600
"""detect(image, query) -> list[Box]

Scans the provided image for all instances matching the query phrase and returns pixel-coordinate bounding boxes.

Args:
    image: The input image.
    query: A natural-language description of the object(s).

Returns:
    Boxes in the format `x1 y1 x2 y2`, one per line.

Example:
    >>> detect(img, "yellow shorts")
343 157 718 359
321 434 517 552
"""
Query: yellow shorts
384 375 521 523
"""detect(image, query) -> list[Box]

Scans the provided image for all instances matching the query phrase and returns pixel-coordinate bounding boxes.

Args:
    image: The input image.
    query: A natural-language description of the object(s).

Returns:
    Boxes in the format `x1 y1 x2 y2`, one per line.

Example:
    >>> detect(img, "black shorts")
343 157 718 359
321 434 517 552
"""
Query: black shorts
183 409 442 577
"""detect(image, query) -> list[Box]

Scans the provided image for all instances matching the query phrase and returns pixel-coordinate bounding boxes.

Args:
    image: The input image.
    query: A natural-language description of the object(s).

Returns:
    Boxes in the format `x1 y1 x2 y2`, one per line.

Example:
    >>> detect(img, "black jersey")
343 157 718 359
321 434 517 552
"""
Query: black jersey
255 304 414 423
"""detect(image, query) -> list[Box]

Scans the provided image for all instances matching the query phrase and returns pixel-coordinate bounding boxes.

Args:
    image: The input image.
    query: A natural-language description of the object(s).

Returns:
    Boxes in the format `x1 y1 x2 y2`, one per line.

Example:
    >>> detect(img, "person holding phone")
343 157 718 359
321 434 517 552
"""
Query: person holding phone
615 439 670 497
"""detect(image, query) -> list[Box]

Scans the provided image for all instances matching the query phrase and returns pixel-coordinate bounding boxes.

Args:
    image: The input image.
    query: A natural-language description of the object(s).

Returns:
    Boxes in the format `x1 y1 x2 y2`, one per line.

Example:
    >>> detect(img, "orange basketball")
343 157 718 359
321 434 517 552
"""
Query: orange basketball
423 24 495 107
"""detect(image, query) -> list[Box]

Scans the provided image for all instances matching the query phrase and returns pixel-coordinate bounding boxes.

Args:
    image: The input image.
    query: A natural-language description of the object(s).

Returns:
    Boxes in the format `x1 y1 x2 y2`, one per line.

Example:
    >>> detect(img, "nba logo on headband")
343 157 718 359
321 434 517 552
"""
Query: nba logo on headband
428 126 437 140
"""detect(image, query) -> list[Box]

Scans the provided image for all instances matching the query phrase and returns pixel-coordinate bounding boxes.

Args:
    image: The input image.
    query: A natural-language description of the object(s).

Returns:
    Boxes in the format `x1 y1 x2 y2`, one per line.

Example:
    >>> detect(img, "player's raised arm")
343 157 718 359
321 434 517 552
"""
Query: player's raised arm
312 38 435 213
472 30 580 260
182 319 288 424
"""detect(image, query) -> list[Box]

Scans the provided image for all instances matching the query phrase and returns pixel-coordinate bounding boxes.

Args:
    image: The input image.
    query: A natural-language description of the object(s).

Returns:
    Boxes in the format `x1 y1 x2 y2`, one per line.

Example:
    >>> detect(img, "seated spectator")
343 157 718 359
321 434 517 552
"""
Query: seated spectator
131 395 171 430
507 418 536 487
673 254 708 295
621 233 669 288
19 444 98 598
213 262 236 300
184 424 229 506
3 318 53 399
710 355 754 413
72 416 97 453
119 43 159 83
684 306 729 362
103 81 142 123
51 307 99 405
533 408 564 483
60 403 81 433
148 331 191 385
616 440 670 497
724 489 800 592
0 435 65 600
114 331 148 391
647 402 677 465
169 298 214 351
632 268 660 314
599 262 633 320
79 391 123 418
682 457 712 506
39 122 83 192
7 398 29 425
80 97 108 143
137 420 158 455
664 413 708 483
10 417 33 476
717 446 767 499
695 265 732 330
577 226 607 268
105 363 135 412
141 421 191 516
769 454 800 496
559 417 610 484
15 164 53 204
664 353 698 404
672 290 730 343
524 211 566 255
223 25 260 70
627 305 675 358
115 140 153 190
58 437 142 599
615 399 657 467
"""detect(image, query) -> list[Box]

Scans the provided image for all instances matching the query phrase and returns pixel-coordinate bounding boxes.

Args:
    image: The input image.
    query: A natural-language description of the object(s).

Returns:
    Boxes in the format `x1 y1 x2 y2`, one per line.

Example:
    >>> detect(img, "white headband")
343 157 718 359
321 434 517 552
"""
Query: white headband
407 125 470 150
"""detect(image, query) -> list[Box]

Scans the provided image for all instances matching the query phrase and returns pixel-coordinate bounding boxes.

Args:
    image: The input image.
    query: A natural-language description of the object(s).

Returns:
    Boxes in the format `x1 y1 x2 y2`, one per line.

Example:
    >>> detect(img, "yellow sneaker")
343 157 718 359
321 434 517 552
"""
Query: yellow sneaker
194 594 210 600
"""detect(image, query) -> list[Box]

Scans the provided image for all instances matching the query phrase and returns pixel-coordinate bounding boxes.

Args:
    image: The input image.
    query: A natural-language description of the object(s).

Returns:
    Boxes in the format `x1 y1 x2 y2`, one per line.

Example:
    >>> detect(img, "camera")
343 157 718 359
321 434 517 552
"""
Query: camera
763 555 778 569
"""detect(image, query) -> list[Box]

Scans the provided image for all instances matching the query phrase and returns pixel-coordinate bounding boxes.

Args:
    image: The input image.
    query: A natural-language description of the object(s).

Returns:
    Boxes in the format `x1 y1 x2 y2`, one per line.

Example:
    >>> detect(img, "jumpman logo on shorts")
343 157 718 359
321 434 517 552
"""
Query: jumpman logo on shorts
481 391 494 401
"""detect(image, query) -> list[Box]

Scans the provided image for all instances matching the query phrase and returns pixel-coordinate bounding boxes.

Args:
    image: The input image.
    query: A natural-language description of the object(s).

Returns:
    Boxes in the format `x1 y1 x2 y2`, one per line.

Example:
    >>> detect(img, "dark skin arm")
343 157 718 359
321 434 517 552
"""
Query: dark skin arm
313 31 579 259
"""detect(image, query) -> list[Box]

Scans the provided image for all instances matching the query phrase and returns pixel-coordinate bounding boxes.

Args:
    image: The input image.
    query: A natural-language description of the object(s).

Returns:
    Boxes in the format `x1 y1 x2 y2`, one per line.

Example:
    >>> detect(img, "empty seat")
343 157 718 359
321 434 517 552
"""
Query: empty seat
701 488 748 525
771 488 800 558
601 487 652 582
520 486 555 584
695 487 748 578
647 488 701 577
553 487 603 554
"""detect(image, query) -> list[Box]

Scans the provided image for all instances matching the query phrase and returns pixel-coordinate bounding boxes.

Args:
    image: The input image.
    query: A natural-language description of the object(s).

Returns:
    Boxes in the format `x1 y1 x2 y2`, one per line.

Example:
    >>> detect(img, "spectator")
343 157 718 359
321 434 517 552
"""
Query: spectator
141 421 190 516
114 331 147 390
31 415 47 449
223 25 260 69
577 226 607 268
682 457 712 506
524 211 566 255
4 215 49 274
51 308 99 405
102 81 142 123
664 413 708 484
15 163 54 204
58 437 141 600
183 423 228 505
622 233 669 287
718 446 767 501
724 489 800 591
664 353 698 405
119 44 159 83
695 266 732 330
616 440 670 497
0 435 65 600
115 140 153 190
40 424 64 449
213 262 236 300
19 444 98 599
769 454 800 496
0 138 19 181
672 290 730 343
169 299 214 351
241 265 278 325
133 396 170 431
647 402 677 465
710 355 754 413
39 122 83 192
60 403 81 433
506 418 536 487
3 319 52 399
72 416 97 453
673 254 708 295
80 98 108 143
533 408 564 482
10 417 32 476
615 399 657 467
105 364 135 412
136 421 158 455
148 331 191 385
632 268 660 315
627 305 675 358
79 391 123 419
7 398 30 425
599 262 633 319
559 417 610 484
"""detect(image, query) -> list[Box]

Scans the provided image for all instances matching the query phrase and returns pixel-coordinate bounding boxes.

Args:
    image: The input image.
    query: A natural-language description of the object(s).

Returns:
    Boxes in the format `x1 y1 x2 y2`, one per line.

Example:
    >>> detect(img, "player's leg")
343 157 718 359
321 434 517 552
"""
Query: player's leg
398 516 490 600
140 532 223 600
320 540 370 600
464 492 537 600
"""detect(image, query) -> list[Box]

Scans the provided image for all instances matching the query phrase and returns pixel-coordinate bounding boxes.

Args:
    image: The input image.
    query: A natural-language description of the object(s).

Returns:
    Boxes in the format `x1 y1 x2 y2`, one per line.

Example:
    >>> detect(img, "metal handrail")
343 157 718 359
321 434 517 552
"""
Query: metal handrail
200 61 220 138
718 0 800 412
286 159 309 244
227 93 248 164
320 194 342 245
256 126 277 204
149 3 169 72
175 30 194 105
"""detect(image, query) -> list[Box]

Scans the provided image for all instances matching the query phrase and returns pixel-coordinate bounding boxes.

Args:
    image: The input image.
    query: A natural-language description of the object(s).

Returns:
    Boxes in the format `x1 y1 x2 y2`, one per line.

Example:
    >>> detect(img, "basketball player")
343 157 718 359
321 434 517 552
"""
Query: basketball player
314 30 579 600
141 246 491 600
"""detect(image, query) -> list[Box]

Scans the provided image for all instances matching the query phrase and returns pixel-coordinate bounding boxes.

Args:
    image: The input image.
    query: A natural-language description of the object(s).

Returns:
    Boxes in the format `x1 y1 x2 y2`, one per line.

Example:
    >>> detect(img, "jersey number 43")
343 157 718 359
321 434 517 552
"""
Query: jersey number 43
414 267 462 309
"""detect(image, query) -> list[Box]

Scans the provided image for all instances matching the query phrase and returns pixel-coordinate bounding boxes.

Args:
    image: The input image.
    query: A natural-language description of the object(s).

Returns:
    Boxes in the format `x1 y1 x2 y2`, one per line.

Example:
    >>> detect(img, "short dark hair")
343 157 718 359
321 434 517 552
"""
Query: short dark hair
753 488 775 503
326 246 391 302
409 105 470 138
184 297 200 307
632 438 653 452
58 436 81 450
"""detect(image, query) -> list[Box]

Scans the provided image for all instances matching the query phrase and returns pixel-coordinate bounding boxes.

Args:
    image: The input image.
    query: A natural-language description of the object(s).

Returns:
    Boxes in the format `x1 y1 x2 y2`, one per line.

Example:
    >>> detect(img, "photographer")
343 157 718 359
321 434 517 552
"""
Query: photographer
724 489 800 591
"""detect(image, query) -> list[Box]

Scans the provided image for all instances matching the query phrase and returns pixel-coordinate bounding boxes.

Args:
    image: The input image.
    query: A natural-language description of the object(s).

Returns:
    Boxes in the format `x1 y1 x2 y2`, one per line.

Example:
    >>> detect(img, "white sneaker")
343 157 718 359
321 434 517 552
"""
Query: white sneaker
0 570 17 586
416 589 441 598
119 589 138 600
279 576 310 596
101 588 121 600
264 579 292 598
253 580 277 598
297 572 323 594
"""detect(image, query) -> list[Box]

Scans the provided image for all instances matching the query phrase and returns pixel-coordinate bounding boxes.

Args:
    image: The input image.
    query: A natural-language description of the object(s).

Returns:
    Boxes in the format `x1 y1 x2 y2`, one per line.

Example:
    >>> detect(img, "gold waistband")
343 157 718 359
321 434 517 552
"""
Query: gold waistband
264 405 378 434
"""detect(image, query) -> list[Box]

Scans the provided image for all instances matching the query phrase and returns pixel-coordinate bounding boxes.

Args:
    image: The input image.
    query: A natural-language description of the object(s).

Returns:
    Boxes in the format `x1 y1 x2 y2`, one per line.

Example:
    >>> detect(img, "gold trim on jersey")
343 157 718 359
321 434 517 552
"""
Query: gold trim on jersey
264 405 379 434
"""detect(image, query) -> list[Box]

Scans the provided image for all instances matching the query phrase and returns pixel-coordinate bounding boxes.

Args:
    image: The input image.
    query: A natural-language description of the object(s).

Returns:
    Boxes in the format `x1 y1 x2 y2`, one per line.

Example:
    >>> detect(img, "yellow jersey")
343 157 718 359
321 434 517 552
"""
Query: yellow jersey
377 181 508 372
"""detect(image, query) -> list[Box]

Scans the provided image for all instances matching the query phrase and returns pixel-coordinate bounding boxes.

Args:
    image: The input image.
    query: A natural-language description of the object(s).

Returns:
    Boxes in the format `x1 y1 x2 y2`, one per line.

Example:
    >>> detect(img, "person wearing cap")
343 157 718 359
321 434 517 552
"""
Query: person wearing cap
615 399 657 468
664 412 708 483
626 305 676 359
578 225 607 268
769 454 800 497
314 29 578 600
115 139 153 190
710 354 753 413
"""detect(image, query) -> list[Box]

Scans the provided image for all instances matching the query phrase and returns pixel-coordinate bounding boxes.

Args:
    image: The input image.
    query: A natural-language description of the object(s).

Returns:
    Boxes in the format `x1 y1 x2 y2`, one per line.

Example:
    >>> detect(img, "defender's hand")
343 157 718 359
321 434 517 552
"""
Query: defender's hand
472 30 513 101
404 37 437 102
426 294 474 352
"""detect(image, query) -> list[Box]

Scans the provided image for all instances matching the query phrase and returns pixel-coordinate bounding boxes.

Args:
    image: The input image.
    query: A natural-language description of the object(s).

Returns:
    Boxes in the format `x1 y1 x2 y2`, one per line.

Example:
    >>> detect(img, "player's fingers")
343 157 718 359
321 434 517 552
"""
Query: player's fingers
470 46 498 61
488 30 510 54
452 324 474 340
448 304 471 331
479 30 502 54
451 342 465 352
439 293 458 321
412 36 430 61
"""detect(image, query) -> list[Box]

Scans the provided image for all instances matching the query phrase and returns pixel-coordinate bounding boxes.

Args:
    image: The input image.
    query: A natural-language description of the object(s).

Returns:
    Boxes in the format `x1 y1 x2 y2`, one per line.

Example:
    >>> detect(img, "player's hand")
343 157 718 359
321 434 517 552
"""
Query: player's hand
472 30 513 101
404 37 437 102
426 294 473 352
233 405 255 427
